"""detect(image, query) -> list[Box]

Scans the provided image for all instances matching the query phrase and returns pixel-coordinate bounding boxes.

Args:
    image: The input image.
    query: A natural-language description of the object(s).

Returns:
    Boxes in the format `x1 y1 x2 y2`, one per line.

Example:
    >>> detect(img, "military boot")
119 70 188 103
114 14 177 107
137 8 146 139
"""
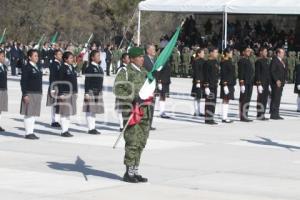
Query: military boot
123 166 139 183
134 166 148 183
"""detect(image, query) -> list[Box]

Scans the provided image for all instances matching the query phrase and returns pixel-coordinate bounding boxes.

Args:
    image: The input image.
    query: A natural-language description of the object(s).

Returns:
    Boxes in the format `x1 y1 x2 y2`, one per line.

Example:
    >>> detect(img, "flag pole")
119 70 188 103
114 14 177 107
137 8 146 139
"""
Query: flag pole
113 114 134 149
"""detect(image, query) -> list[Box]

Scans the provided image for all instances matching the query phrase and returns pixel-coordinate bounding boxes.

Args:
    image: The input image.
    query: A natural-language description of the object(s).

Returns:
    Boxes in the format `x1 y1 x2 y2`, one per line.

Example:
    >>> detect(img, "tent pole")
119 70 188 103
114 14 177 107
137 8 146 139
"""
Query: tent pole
137 9 141 46
224 11 228 49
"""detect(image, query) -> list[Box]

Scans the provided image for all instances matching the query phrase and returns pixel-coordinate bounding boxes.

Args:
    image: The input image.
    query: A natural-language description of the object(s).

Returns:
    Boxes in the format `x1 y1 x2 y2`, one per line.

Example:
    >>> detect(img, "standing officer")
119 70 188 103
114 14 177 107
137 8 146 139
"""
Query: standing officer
114 53 130 132
220 48 236 123
203 47 219 125
10 41 21 76
170 47 180 77
287 51 296 83
47 49 62 127
255 47 270 120
190 48 205 117
20 49 43 139
105 44 113 76
0 50 8 132
270 48 287 120
83 50 104 134
144 44 157 130
181 47 191 77
113 47 150 183
294 62 300 112
238 46 254 122
57 51 78 137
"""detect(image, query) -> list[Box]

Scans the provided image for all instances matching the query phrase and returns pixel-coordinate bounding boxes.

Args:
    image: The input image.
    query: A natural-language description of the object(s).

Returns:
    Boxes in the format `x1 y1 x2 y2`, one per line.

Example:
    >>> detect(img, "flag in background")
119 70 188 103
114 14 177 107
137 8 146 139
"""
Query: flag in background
139 24 182 100
0 28 7 43
50 32 59 44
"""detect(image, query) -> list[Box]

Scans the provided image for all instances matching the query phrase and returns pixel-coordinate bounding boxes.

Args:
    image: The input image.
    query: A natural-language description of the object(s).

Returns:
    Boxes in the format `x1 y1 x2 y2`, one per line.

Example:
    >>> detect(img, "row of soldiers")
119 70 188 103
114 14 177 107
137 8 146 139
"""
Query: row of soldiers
190 46 300 124
170 46 300 83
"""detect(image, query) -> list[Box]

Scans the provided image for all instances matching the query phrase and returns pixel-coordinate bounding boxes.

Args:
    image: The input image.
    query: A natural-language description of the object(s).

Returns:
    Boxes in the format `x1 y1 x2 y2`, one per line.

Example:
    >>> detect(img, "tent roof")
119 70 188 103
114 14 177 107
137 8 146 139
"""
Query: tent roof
139 0 300 15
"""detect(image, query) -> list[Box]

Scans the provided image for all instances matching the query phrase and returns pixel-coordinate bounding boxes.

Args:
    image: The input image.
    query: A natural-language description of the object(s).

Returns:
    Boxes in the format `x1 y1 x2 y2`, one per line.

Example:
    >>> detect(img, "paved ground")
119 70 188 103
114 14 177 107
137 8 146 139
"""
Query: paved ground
0 74 300 200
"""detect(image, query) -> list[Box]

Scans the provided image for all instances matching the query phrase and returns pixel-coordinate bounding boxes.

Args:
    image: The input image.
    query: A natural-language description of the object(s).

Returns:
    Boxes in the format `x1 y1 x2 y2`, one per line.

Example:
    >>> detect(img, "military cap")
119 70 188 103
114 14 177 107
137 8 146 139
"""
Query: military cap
128 47 144 58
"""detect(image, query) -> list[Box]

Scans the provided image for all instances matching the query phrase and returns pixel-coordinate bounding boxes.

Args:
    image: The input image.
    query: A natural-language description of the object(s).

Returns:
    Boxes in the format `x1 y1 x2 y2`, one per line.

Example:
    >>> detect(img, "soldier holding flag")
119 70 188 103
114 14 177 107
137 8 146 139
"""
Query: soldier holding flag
113 47 151 183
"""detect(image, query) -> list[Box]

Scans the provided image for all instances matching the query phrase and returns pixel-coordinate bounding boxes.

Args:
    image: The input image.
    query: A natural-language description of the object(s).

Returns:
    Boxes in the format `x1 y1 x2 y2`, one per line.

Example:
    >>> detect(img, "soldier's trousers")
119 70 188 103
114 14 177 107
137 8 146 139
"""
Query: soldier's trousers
239 84 253 120
270 84 283 118
205 87 217 122
256 84 269 117
123 108 150 167
183 64 189 75
288 69 294 82
172 64 179 74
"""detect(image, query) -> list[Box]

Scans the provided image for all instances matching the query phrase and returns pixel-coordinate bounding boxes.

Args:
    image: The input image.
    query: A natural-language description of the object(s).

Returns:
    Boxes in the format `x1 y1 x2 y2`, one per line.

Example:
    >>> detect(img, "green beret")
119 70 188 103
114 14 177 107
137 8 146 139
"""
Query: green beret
128 47 144 58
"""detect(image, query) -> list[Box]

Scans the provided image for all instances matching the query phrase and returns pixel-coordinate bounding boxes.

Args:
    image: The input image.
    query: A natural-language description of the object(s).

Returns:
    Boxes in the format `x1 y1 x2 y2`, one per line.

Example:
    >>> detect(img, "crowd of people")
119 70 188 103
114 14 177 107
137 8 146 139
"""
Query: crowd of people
0 17 300 182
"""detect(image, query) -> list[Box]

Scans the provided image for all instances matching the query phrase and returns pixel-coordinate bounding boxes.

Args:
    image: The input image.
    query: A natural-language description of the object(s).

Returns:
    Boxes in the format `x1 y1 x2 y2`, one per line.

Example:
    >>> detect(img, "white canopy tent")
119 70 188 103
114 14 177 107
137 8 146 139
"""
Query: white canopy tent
137 0 300 48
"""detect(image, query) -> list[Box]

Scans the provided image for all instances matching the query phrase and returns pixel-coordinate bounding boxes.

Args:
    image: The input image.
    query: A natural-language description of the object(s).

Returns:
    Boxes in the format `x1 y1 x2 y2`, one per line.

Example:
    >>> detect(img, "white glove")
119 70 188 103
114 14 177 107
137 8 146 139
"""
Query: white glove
196 83 201 88
41 60 44 64
158 83 163 91
224 86 229 95
269 85 272 92
297 85 300 91
240 85 246 94
258 85 264 94
205 87 211 96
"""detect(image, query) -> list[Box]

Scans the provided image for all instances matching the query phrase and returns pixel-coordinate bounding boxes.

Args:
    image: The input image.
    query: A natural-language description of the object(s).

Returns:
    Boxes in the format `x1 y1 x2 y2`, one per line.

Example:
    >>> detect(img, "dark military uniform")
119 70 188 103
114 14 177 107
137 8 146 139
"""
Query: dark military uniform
191 58 205 99
0 63 8 128
294 64 300 112
203 59 219 123
238 57 254 121
220 59 236 100
255 58 270 119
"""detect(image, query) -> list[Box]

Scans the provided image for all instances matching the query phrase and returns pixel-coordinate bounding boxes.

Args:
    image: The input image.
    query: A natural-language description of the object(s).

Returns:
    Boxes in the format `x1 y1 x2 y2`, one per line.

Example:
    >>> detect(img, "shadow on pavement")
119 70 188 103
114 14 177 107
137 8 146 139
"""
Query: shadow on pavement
47 156 122 181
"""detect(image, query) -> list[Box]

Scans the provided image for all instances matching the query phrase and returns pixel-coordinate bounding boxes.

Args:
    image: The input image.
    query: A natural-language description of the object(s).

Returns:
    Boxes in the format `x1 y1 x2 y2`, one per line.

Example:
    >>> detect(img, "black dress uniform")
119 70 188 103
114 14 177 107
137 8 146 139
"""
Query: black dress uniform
0 62 8 132
270 57 287 119
203 59 219 124
83 62 104 114
238 57 254 121
191 58 205 99
255 58 270 119
294 64 300 112
41 47 51 69
220 59 236 100
157 61 171 98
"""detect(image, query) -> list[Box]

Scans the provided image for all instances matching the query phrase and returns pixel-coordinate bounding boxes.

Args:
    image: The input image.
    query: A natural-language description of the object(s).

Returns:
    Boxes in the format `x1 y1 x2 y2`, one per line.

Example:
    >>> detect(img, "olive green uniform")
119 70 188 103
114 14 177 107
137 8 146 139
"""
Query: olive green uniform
112 49 123 74
287 51 296 82
170 47 180 76
113 64 151 167
182 48 191 76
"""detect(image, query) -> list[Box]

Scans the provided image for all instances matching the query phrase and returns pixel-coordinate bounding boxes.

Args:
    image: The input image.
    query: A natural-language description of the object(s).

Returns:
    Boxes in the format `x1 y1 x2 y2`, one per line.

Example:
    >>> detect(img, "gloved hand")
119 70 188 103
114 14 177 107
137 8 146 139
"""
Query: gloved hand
158 83 163 91
298 85 300 91
269 85 272 92
224 86 229 95
258 85 264 94
196 83 201 88
205 87 211 96
240 85 246 94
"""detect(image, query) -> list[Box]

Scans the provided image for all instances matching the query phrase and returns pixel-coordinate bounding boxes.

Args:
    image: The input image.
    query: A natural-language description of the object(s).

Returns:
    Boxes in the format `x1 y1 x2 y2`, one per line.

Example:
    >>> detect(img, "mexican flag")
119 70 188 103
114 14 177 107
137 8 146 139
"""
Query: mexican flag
139 25 182 100
50 32 59 44
0 28 7 43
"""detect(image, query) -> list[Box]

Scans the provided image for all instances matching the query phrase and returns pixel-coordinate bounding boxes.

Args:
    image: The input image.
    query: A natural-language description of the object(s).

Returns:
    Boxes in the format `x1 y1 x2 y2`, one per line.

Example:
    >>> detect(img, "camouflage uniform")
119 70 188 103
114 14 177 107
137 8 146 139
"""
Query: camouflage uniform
113 64 151 168
170 47 180 76
112 49 123 74
287 51 296 82
181 47 191 77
